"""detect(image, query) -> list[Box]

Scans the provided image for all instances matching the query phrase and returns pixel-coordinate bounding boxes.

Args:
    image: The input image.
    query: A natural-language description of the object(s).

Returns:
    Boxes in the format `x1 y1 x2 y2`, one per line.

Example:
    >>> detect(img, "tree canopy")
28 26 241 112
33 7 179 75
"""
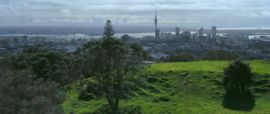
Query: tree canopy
0 68 65 114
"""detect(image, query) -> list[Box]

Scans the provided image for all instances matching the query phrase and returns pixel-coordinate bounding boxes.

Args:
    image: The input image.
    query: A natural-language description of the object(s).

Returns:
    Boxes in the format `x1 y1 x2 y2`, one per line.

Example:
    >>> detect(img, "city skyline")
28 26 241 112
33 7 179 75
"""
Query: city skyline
1 0 270 28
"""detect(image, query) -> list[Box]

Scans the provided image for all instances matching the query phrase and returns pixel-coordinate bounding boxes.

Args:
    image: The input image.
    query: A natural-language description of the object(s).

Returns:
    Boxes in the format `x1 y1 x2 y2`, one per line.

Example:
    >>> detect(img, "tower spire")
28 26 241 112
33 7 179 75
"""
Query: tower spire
155 9 157 30
154 9 159 39
155 9 157 19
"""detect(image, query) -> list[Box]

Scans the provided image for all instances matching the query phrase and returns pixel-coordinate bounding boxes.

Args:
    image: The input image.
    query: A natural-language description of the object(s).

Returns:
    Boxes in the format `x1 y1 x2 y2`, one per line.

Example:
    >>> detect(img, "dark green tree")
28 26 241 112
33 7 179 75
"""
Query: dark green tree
0 67 65 114
83 20 144 114
104 20 114 39
1 47 80 85
129 43 151 62
222 60 255 111
223 60 253 94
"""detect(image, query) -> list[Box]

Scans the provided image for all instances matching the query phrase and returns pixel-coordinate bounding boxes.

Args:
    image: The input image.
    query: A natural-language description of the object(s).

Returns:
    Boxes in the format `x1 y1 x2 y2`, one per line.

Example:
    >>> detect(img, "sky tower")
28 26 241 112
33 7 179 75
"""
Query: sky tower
154 9 160 39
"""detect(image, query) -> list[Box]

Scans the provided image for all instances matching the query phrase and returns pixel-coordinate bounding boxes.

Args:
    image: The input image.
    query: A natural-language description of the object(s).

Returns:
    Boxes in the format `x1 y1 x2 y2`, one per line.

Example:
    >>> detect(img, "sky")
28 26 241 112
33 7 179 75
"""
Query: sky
1 0 270 28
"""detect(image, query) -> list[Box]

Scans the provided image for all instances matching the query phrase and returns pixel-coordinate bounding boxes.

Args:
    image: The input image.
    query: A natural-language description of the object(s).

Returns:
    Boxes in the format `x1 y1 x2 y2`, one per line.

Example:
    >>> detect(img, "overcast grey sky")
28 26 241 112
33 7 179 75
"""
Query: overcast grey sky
1 0 270 27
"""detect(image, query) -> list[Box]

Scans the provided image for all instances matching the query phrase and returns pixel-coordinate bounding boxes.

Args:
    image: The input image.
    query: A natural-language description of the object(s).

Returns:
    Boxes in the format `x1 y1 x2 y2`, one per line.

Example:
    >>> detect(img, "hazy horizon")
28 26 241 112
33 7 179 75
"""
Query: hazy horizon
1 25 270 35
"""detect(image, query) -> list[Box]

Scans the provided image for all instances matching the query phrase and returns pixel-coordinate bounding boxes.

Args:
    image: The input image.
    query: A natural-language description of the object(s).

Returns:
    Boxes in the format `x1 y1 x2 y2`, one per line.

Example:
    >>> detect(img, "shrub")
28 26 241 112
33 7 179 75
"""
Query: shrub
223 60 253 94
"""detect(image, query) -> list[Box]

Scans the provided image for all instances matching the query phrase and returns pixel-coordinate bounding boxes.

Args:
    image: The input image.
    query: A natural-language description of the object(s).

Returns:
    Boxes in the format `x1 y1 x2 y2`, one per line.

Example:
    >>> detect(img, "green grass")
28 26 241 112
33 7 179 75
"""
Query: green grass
63 60 270 114
147 60 270 74
62 88 107 114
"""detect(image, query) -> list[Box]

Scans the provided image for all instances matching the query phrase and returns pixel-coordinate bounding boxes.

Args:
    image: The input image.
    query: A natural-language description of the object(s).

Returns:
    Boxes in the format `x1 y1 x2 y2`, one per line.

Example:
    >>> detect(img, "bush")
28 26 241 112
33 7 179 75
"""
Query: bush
222 60 255 111
79 91 95 101
223 60 253 94
78 79 103 101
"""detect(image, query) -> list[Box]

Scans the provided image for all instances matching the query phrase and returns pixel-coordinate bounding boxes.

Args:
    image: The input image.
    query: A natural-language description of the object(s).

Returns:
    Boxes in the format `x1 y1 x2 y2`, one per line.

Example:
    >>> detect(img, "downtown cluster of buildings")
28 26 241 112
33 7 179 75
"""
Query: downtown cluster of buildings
153 10 218 43
128 10 270 59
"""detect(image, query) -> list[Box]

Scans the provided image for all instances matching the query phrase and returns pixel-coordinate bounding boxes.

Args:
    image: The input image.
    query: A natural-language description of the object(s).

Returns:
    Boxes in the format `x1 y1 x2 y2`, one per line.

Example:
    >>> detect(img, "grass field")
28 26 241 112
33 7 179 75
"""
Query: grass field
147 60 270 74
63 60 270 114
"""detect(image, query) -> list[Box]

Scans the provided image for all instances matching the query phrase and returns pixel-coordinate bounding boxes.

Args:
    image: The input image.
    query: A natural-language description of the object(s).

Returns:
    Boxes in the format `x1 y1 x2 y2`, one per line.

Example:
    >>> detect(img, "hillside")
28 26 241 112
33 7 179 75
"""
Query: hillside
63 60 270 114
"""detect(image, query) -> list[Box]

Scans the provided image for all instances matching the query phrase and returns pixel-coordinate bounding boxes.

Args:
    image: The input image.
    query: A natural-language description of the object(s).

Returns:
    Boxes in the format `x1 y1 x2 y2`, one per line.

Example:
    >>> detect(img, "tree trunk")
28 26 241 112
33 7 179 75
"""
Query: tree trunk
106 94 119 114
111 104 119 114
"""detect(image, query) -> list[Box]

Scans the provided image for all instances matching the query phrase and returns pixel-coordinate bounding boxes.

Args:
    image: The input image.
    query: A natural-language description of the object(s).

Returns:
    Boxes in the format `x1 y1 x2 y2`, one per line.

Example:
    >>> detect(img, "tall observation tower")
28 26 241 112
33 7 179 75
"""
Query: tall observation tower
154 9 160 39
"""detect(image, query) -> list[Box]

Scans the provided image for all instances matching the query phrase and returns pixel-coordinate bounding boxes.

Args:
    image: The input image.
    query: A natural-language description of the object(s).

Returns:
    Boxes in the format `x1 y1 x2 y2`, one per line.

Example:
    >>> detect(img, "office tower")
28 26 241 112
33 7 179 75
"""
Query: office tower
199 27 203 37
211 26 217 38
175 27 180 39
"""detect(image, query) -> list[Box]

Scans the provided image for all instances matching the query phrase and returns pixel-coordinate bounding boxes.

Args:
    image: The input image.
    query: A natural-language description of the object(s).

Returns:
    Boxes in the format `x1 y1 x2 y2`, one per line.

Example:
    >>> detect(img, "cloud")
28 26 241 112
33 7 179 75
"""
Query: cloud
60 9 71 16
0 0 270 27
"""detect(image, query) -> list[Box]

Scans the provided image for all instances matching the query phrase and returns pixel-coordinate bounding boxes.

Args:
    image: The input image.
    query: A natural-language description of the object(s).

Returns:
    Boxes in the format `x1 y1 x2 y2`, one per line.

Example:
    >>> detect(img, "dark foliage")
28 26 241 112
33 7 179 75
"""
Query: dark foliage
0 47 81 85
223 89 255 111
81 20 144 114
206 50 239 60
161 54 194 62
121 105 142 114
79 91 95 101
222 60 255 110
153 96 170 102
223 60 253 93
130 43 151 61
78 79 103 101
0 68 65 114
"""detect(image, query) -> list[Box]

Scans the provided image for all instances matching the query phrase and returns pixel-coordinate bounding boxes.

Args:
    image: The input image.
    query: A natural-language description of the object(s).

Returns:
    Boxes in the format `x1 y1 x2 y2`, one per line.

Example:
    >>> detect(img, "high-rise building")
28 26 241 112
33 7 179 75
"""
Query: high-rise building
154 9 159 39
181 31 191 42
175 27 180 38
211 26 217 38
198 27 203 37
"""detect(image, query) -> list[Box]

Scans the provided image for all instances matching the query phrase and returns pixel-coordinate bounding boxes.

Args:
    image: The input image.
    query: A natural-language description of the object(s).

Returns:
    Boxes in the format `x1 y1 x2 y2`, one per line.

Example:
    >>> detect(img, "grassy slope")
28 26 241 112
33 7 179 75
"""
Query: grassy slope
63 60 270 114
147 60 270 74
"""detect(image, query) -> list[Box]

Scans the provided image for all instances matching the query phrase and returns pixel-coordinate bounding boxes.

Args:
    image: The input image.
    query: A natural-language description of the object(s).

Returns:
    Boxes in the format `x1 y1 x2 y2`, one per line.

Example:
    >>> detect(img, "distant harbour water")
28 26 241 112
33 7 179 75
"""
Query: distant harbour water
91 32 155 39
1 32 270 41
0 32 156 39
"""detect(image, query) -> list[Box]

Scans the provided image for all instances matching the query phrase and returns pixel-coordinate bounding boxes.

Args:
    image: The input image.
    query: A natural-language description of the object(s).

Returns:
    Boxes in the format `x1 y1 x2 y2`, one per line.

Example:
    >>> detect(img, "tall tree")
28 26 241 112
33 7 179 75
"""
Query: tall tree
103 20 115 39
83 20 144 114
